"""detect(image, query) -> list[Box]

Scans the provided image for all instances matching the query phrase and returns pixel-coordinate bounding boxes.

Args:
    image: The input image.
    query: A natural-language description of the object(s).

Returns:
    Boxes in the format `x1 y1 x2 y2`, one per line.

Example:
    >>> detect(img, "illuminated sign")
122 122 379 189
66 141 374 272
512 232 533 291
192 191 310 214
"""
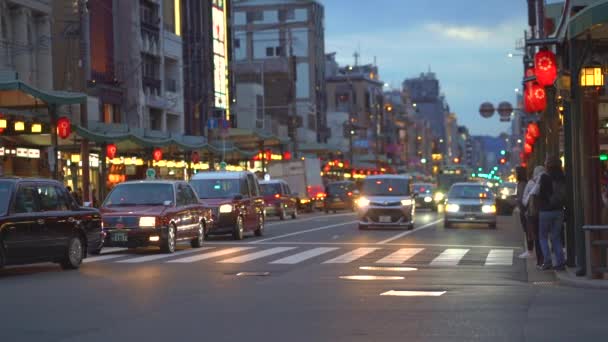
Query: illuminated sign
212 0 229 116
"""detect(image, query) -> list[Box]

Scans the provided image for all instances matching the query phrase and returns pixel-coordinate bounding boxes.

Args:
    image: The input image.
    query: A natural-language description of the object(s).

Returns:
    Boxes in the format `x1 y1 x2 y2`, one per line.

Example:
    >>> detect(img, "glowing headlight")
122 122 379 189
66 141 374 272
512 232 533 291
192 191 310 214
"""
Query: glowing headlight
445 204 460 213
424 196 433 203
401 199 413 206
501 194 507 200
357 197 370 208
434 192 445 202
482 205 496 213
139 216 157 228
219 204 234 213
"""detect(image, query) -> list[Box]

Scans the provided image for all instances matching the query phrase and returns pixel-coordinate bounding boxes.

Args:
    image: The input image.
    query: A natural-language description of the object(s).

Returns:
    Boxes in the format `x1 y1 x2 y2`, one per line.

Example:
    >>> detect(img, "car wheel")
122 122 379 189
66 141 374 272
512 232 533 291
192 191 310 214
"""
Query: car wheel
291 208 298 220
279 209 287 220
254 215 264 237
161 225 177 253
60 236 84 270
191 222 204 248
233 216 244 240
444 221 453 229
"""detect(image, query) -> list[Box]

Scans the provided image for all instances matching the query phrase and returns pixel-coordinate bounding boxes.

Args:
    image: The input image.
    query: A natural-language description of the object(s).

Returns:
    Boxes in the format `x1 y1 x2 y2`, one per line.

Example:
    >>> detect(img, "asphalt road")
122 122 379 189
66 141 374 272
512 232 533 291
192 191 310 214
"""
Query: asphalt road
1 210 607 342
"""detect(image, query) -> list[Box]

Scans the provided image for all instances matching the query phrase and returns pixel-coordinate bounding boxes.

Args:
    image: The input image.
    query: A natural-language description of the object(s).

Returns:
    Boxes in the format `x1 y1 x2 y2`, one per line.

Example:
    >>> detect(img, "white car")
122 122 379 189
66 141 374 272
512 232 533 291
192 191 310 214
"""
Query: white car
444 183 497 229
356 175 415 230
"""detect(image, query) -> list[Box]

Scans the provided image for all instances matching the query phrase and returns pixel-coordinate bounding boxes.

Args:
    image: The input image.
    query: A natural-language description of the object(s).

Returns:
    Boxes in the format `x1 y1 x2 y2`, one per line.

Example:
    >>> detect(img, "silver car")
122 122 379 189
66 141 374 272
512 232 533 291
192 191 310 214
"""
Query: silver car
356 175 415 230
444 182 497 229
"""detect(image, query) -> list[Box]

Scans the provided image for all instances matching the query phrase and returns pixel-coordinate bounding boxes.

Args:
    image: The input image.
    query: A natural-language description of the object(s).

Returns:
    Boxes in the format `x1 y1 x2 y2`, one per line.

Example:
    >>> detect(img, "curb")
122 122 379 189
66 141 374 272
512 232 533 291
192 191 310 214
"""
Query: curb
555 268 608 289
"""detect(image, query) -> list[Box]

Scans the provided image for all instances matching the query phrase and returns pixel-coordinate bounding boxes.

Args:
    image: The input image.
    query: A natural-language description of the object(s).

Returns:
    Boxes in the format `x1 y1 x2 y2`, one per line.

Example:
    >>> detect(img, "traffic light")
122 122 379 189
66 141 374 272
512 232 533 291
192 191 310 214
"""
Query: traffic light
600 153 608 161
500 158 506 164
500 150 506 156
493 166 499 171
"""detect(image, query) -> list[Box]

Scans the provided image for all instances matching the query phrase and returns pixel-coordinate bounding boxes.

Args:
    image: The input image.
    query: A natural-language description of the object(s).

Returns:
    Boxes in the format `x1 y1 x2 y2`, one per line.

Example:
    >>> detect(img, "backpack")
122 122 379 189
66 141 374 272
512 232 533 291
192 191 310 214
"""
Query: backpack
549 178 566 210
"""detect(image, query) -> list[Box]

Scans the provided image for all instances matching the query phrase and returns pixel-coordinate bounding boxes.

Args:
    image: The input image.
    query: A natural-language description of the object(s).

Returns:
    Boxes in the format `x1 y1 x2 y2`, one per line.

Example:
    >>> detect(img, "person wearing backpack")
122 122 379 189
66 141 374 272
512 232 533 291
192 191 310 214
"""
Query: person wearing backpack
522 165 545 265
537 156 566 271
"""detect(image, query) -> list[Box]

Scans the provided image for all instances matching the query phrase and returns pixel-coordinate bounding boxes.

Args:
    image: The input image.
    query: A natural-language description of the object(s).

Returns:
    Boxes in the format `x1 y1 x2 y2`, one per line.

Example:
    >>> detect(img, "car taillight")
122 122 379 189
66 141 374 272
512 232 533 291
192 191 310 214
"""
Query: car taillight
316 192 326 198
274 193 281 199
347 192 353 197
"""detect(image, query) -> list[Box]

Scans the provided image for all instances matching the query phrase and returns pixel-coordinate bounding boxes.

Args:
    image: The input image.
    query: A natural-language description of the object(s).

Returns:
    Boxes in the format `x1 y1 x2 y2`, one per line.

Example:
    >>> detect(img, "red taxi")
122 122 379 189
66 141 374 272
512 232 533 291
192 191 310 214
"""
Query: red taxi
259 179 298 220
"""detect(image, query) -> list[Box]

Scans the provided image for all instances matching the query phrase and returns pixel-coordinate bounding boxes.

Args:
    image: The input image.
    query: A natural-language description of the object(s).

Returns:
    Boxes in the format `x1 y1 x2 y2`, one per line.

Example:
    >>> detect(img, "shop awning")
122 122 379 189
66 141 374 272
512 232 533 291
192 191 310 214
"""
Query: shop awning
0 74 86 108
217 128 290 150
299 142 344 154
568 0 608 39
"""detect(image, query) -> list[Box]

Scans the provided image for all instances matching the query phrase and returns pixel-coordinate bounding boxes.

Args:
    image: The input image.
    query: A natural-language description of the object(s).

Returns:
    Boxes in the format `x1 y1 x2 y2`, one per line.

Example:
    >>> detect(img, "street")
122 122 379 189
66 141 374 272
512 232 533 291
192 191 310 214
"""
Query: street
2 210 606 342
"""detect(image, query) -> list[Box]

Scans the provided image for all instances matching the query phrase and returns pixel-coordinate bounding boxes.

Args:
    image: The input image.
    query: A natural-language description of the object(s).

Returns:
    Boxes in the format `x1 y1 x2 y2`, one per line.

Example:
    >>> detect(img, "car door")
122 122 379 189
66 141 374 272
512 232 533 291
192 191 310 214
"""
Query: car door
37 182 74 258
283 183 296 214
183 184 202 234
174 183 191 240
247 174 264 228
2 182 45 261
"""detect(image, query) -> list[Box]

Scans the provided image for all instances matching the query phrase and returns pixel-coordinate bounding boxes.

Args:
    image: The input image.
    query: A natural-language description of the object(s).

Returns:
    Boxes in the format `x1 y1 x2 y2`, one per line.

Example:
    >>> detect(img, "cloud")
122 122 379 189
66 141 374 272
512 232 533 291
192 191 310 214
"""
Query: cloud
426 23 491 42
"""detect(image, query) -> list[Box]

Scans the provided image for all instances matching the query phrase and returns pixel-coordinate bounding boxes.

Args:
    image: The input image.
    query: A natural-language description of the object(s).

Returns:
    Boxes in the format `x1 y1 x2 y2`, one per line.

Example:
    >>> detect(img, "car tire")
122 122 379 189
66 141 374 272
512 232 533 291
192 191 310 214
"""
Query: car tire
191 222 204 248
291 208 298 220
60 236 84 270
233 216 244 240
161 225 177 253
254 215 264 237
444 221 453 229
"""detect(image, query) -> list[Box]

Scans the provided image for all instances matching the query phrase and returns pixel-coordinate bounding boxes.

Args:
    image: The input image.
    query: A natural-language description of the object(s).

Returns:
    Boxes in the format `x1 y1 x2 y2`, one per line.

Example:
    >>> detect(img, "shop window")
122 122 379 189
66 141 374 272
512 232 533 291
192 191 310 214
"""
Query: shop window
102 103 122 124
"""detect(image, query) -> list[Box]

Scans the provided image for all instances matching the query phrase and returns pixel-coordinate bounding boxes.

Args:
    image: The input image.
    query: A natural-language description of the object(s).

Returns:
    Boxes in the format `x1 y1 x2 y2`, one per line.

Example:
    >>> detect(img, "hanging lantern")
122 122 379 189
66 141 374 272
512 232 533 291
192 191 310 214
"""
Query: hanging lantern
528 122 540 138
282 151 292 161
153 148 163 162
524 143 534 154
525 82 546 113
525 133 536 145
534 50 558 87
191 151 200 164
106 143 117 159
265 149 272 161
56 117 72 139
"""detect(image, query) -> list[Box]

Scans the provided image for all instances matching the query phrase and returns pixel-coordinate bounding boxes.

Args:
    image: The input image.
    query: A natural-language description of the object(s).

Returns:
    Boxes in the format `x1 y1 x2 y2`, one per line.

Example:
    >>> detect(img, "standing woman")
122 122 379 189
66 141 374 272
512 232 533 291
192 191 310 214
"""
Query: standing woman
523 165 545 266
538 156 567 271
516 166 532 258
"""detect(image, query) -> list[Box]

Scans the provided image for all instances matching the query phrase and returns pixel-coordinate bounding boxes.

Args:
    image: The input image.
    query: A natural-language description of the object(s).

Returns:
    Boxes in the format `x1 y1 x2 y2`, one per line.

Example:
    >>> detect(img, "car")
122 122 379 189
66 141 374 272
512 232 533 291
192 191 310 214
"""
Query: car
190 171 265 240
495 182 517 215
259 179 298 220
356 175 416 230
412 183 438 211
100 181 212 253
444 182 497 229
0 177 102 270
324 181 357 213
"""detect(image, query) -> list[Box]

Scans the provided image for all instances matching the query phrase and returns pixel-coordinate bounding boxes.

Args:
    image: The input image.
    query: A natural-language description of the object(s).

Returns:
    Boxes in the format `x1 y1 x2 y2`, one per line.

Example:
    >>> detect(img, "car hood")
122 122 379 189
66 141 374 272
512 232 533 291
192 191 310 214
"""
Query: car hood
364 195 411 203
199 198 234 208
101 206 168 216
446 198 494 205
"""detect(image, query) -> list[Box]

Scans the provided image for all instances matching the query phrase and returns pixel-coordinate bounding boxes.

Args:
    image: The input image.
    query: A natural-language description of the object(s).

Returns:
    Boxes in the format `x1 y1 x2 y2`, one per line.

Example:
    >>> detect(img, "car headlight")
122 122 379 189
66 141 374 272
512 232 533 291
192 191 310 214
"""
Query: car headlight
434 192 445 202
424 196 433 203
357 197 370 208
482 205 496 213
445 204 460 213
501 194 507 200
139 216 157 228
401 199 413 206
219 204 234 213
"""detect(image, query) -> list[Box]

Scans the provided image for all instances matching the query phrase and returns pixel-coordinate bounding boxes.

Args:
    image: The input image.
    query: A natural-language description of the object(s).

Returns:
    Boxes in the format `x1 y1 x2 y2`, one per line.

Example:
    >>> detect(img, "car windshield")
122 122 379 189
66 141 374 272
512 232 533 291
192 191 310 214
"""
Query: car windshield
0 181 13 215
448 185 494 199
413 183 434 194
103 183 174 207
190 179 241 199
362 178 410 196
326 182 353 195
499 183 517 195
260 183 282 196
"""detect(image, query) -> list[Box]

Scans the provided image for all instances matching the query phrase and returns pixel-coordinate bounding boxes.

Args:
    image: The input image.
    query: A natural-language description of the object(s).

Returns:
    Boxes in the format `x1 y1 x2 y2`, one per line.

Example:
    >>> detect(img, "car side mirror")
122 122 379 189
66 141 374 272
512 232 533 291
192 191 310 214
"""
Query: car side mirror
83 202 93 208
234 194 243 201
163 200 173 206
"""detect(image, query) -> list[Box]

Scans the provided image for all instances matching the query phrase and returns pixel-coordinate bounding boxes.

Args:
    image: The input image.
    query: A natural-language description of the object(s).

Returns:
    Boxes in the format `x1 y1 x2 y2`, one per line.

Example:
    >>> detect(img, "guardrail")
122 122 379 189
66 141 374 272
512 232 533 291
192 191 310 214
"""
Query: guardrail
582 225 608 279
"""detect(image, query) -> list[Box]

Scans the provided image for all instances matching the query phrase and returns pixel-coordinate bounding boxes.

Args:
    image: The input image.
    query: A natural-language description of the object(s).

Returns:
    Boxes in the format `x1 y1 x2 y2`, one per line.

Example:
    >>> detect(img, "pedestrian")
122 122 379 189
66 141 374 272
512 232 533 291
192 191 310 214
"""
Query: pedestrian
515 166 532 259
523 165 545 266
537 156 567 271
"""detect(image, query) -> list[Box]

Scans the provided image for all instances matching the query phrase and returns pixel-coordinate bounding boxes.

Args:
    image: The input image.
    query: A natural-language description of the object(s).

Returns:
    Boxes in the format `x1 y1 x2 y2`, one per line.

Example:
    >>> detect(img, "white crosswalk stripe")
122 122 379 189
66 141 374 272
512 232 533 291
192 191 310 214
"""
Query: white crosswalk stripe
484 249 514 266
218 247 296 263
117 247 214 263
375 248 424 264
167 247 255 263
84 254 125 263
270 247 338 264
430 248 470 266
323 247 380 264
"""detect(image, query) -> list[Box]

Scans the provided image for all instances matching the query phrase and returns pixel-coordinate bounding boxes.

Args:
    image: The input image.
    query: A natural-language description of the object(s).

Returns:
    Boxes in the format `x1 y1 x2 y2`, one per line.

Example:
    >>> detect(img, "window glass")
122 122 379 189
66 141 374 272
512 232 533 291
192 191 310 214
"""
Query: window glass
176 185 188 206
448 185 494 199
183 185 199 204
247 175 259 196
241 178 251 197
260 183 281 196
37 184 69 211
190 179 241 199
0 181 13 215
361 178 410 196
103 183 174 206
284 184 291 195
14 184 40 214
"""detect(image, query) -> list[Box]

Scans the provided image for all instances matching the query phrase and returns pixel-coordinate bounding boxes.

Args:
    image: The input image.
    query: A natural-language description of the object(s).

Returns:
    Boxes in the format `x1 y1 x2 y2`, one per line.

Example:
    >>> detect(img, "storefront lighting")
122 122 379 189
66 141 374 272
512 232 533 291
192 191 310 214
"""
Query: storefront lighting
167 161 176 168
16 148 28 158
70 154 81 163
135 158 144 166
31 123 42 133
580 67 604 87
156 160 167 167
0 119 7 129
176 161 185 168
124 158 133 165
14 121 25 131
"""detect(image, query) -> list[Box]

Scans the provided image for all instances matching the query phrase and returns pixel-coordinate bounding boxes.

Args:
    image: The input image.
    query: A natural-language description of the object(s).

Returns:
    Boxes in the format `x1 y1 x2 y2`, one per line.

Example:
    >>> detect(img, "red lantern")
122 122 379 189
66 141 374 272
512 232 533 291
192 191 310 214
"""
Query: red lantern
282 151 292 161
524 143 533 154
534 50 557 87
265 149 272 161
153 148 163 161
528 122 540 138
525 132 536 145
191 151 200 164
525 82 546 113
57 116 71 139
521 162 528 168
106 143 117 159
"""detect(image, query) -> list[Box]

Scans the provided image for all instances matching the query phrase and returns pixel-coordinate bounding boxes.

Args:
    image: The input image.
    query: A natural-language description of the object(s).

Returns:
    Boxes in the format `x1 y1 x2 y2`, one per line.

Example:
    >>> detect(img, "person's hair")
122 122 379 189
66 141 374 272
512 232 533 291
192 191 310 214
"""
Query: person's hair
516 166 527 182
545 155 564 180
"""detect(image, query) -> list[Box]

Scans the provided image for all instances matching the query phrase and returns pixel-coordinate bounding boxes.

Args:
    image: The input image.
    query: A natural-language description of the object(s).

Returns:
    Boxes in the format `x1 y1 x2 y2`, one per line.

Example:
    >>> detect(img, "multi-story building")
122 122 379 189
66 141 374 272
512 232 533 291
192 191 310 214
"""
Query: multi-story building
0 0 53 90
232 0 327 145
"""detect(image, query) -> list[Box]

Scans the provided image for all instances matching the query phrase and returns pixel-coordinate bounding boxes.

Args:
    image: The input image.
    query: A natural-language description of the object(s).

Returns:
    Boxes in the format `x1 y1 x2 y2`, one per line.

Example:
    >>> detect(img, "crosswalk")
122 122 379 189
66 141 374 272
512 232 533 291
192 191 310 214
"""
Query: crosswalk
84 245 520 268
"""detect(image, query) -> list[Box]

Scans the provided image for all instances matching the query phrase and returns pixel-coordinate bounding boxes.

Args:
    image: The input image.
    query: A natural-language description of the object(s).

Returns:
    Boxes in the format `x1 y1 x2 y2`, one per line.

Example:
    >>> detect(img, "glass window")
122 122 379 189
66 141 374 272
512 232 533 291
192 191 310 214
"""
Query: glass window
326 182 354 195
296 62 310 98
103 183 175 207
176 184 188 206
246 175 257 197
412 183 434 194
284 184 291 195
13 184 40 214
0 181 13 216
183 185 199 204
37 184 69 211
260 183 282 196
361 178 410 196
190 179 241 199
448 185 494 199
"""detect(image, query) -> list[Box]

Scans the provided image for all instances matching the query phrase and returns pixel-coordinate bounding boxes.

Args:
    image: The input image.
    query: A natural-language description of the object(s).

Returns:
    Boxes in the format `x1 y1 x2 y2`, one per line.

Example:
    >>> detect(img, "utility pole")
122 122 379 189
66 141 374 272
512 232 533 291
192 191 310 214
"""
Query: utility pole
79 0 91 202
288 28 298 158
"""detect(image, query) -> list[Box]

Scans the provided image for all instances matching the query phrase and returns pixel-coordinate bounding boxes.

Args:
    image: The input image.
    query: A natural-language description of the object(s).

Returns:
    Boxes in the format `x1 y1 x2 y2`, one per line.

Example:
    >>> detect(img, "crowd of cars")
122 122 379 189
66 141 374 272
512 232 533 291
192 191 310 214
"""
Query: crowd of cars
0 169 510 271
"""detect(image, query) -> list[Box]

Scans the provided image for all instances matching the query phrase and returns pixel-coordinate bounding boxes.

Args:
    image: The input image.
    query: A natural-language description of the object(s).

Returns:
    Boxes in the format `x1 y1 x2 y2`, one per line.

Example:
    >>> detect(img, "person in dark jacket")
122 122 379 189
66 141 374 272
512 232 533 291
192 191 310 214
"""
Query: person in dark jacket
515 166 533 259
538 156 566 271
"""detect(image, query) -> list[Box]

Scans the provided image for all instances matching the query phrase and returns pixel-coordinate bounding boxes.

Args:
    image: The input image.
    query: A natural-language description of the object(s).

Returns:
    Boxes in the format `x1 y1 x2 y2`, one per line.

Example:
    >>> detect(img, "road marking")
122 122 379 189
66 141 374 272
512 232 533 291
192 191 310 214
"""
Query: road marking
323 247 380 264
375 248 424 264
430 248 470 266
117 248 214 263
83 254 125 263
376 219 443 244
167 247 254 263
270 247 338 264
218 247 296 263
484 249 514 266
203 241 521 249
380 290 446 297
265 212 355 226
100 247 128 254
250 221 357 243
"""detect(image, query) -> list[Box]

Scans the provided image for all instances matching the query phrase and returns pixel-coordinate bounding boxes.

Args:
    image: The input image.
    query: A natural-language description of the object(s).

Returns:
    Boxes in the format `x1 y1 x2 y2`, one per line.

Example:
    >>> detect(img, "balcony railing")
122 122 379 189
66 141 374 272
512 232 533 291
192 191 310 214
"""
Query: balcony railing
142 76 161 96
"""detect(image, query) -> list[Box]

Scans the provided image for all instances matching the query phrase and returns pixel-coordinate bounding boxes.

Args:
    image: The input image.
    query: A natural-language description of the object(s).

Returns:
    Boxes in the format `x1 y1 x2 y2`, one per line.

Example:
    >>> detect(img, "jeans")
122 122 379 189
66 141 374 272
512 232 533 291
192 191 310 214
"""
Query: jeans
539 210 565 266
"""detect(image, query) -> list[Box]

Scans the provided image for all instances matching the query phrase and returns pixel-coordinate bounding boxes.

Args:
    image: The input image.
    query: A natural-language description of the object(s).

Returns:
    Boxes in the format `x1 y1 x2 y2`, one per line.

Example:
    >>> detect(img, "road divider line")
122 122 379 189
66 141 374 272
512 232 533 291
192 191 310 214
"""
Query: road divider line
117 247 214 263
167 247 255 263
376 219 443 244
430 248 469 266
323 247 380 264
218 247 296 263
270 247 338 264
250 221 357 243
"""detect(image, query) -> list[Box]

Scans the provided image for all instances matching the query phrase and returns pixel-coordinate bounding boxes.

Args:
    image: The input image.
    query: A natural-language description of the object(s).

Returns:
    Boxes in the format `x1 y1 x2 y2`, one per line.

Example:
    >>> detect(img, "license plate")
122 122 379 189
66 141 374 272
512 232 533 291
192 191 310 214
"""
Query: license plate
379 216 392 223
111 232 128 242
333 198 340 202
